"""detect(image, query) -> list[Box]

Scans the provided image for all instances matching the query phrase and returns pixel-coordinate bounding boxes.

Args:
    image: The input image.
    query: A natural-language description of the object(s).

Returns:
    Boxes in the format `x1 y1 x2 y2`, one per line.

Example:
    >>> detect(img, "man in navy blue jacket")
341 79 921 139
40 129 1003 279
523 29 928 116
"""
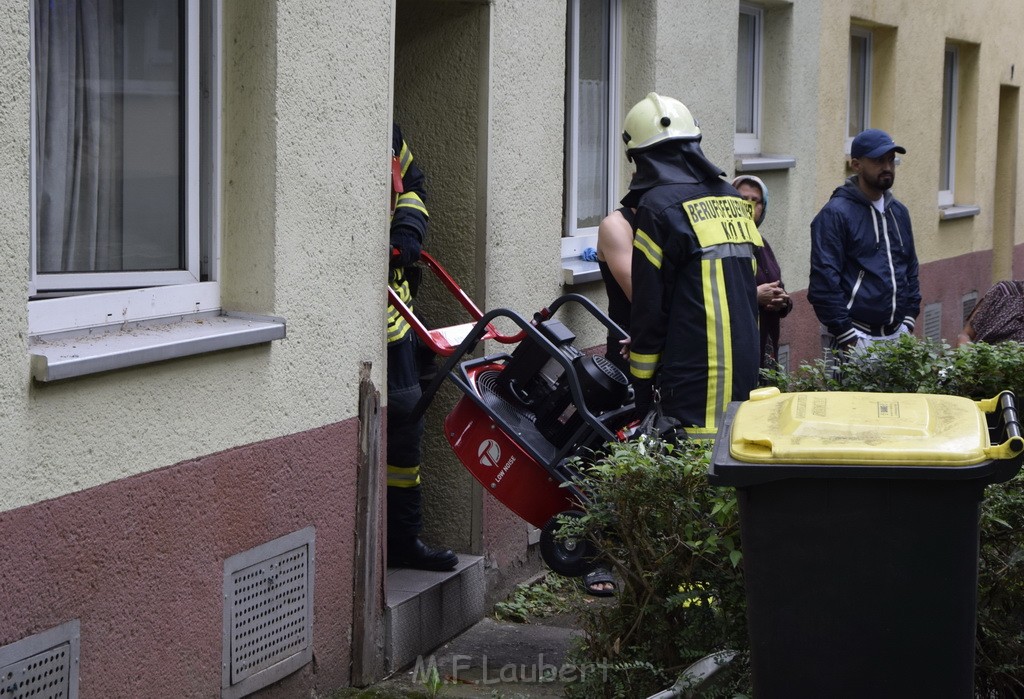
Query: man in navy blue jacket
809 129 921 355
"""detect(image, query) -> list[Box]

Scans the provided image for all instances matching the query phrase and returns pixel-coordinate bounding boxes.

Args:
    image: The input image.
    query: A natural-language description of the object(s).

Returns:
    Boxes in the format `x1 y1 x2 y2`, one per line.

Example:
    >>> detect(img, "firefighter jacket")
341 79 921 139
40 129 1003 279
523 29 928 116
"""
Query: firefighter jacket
629 178 762 436
388 123 429 345
808 177 920 345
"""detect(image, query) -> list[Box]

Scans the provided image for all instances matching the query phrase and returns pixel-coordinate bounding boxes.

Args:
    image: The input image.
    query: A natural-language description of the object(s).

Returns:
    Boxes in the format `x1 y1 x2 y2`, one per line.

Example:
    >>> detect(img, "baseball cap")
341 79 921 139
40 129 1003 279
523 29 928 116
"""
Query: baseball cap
851 128 907 159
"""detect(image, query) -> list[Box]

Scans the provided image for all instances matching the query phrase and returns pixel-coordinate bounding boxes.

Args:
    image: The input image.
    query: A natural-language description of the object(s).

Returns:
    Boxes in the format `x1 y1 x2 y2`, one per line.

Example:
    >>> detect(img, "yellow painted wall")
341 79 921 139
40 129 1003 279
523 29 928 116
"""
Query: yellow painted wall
4 0 1024 514
1 1 394 511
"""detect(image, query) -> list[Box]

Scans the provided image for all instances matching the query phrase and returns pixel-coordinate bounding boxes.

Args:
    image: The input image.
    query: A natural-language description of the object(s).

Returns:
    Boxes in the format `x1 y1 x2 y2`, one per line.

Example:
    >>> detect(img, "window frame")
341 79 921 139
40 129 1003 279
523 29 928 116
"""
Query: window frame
735 3 763 156
847 26 873 152
28 0 220 336
939 44 959 208
564 0 622 238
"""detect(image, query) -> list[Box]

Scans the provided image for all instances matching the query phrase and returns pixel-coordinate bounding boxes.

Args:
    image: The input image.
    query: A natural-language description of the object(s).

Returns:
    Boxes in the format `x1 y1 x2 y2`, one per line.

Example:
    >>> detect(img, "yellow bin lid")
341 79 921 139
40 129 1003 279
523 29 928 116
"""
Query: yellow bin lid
730 387 997 466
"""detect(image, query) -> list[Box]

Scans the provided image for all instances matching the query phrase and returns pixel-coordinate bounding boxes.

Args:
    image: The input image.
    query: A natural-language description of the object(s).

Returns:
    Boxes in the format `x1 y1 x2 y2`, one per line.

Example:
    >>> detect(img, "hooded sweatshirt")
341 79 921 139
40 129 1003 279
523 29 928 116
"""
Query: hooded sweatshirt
808 176 920 345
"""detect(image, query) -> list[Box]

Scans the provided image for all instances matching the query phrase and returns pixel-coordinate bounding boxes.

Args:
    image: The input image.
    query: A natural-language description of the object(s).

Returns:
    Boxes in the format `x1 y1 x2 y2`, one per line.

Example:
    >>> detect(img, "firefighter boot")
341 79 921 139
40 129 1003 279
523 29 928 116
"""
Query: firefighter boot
388 537 459 571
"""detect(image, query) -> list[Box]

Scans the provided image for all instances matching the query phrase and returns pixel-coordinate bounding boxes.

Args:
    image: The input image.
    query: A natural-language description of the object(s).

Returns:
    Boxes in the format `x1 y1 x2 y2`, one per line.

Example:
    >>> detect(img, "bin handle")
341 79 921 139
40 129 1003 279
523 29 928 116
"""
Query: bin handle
979 390 1024 459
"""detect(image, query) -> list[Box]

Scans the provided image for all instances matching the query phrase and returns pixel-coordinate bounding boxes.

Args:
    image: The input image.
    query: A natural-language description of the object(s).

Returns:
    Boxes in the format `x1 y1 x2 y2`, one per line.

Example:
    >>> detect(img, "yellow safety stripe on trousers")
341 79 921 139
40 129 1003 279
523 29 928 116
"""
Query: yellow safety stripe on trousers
398 140 413 177
387 464 421 488
395 191 428 216
685 426 719 438
629 350 661 380
633 229 663 269
701 258 732 431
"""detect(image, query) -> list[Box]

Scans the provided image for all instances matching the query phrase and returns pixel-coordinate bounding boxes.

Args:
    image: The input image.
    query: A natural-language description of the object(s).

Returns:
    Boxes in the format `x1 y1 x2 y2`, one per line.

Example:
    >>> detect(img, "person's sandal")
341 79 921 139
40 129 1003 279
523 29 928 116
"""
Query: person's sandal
583 565 616 597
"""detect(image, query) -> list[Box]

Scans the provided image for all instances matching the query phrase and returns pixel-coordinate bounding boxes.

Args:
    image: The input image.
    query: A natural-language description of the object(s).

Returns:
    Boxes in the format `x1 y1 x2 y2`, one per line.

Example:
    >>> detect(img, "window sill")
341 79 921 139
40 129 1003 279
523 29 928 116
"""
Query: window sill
939 204 981 221
29 311 286 382
561 233 601 285
562 257 601 285
734 154 797 172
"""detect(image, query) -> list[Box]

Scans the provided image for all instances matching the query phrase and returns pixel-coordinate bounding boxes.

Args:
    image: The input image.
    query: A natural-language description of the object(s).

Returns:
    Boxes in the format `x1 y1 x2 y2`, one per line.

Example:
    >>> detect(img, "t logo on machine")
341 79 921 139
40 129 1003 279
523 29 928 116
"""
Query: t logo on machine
478 439 501 468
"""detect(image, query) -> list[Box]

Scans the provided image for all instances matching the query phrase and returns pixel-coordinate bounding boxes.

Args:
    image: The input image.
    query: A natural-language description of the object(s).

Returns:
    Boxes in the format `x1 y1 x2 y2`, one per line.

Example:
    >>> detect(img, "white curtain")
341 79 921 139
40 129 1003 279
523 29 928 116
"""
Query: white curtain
577 78 608 228
35 0 124 273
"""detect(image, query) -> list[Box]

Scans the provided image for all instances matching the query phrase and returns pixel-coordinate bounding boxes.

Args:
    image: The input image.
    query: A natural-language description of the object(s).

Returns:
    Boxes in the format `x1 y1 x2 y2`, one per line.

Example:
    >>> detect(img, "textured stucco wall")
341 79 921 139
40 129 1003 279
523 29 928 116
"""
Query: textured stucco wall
600 0 1024 363
484 0 566 316
0 3 32 503
393 0 487 554
778 0 1024 360
3 1 393 511
819 0 1024 273
0 422 358 697
392 0 569 562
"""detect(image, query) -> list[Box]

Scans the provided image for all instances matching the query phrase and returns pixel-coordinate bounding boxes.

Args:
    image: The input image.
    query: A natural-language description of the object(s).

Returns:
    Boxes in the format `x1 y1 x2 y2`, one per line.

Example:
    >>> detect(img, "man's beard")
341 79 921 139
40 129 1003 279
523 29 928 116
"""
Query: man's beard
865 171 894 191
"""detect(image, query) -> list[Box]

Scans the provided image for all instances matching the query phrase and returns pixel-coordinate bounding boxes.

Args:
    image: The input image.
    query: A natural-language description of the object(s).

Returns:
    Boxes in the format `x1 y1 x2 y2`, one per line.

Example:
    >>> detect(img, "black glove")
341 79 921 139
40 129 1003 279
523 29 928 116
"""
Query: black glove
389 226 422 268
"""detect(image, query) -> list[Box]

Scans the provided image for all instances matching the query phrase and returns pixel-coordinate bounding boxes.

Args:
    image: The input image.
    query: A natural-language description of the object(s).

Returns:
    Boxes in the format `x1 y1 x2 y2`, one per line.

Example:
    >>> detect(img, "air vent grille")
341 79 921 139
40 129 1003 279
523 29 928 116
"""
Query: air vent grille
924 303 942 342
223 528 314 698
0 622 79 699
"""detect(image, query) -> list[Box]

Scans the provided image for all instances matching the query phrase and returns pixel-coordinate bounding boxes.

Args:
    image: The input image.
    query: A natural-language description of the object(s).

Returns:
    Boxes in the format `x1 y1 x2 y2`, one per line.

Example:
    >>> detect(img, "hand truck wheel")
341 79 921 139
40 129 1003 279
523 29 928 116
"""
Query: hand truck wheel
539 510 595 577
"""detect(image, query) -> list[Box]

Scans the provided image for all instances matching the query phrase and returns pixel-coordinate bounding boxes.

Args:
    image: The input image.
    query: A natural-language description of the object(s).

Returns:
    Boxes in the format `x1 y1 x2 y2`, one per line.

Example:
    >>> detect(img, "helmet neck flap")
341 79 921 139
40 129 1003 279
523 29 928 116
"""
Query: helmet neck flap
626 140 725 196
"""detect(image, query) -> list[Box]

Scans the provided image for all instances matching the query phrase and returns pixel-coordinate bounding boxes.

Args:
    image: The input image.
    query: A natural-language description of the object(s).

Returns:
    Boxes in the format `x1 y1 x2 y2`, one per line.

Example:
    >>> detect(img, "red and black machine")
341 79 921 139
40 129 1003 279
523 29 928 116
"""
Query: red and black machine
387 252 635 576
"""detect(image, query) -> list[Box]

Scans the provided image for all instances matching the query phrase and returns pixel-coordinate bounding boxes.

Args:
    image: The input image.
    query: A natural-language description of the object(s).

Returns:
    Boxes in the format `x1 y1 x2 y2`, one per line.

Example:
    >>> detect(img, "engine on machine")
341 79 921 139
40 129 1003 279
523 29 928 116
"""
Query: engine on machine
495 318 631 448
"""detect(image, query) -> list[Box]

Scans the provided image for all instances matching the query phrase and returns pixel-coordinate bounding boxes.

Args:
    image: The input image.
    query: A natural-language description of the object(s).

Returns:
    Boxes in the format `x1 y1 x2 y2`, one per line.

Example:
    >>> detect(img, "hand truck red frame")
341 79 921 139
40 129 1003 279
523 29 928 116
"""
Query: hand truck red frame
388 252 634 576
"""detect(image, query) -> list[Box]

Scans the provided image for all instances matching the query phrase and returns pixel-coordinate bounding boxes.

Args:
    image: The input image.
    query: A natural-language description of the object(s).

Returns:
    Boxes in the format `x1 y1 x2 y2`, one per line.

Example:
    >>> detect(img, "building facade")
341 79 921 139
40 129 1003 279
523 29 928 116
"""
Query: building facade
1 0 1022 697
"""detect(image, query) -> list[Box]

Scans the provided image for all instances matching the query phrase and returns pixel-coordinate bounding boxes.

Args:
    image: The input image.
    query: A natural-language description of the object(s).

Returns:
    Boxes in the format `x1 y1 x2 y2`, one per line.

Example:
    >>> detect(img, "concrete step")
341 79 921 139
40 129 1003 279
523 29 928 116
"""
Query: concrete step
384 554 486 674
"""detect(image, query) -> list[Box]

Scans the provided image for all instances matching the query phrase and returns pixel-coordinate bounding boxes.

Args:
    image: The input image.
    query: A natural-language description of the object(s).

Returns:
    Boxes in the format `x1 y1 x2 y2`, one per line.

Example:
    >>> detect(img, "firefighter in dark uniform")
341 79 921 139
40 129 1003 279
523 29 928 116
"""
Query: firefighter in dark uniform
624 94 761 437
387 123 458 570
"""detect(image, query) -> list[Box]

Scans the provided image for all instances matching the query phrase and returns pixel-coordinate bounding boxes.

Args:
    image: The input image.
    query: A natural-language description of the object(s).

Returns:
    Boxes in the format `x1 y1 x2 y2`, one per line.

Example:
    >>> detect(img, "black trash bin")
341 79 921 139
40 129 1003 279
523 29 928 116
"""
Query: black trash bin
708 388 1024 699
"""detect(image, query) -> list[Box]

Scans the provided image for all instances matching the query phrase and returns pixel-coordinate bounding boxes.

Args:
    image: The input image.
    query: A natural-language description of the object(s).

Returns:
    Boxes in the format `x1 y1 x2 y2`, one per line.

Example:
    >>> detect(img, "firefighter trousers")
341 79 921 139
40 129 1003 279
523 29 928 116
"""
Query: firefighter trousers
387 335 425 542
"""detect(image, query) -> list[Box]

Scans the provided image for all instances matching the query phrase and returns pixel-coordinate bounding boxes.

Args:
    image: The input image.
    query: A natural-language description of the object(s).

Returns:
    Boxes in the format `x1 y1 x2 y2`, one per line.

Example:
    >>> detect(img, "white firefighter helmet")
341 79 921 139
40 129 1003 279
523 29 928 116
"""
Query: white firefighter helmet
622 92 701 154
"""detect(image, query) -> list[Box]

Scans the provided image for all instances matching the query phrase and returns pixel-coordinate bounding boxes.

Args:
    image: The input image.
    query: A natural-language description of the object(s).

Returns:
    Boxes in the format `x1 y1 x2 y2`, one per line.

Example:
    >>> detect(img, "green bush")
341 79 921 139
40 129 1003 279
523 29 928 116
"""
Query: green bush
976 471 1024 696
565 335 1024 697
562 439 750 699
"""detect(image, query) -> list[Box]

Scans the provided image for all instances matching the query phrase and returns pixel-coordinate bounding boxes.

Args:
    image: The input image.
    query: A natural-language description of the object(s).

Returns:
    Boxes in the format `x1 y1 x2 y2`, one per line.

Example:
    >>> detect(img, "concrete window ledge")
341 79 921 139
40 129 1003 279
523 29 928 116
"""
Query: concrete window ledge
561 232 601 286
939 204 981 221
562 257 601 285
29 311 286 382
734 154 797 172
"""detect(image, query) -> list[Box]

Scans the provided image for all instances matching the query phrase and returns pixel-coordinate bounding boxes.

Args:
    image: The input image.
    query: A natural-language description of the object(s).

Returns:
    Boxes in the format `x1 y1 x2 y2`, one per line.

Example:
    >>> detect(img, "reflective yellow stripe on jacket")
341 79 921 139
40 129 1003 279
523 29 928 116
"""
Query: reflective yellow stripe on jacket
398 140 414 177
387 268 413 344
701 257 732 431
395 191 427 216
633 228 663 269
629 351 661 380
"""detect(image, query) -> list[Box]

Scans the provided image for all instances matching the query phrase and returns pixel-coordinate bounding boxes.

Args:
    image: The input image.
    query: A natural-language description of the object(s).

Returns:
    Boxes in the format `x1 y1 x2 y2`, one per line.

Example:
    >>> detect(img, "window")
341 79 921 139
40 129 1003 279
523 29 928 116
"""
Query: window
565 0 621 236
29 0 219 332
939 45 958 207
735 4 763 155
848 27 872 147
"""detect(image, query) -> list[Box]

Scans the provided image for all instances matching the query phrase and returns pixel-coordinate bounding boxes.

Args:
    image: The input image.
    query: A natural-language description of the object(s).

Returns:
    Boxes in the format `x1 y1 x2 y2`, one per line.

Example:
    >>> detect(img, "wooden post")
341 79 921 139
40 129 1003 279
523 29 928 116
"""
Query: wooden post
351 361 384 685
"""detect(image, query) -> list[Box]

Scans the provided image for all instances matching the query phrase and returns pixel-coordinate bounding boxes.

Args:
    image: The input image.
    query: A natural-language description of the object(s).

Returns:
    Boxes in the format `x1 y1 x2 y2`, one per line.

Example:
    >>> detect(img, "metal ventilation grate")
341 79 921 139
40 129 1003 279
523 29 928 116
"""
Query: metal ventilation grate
776 344 790 374
962 291 978 326
923 302 942 342
0 621 79 699
222 528 315 699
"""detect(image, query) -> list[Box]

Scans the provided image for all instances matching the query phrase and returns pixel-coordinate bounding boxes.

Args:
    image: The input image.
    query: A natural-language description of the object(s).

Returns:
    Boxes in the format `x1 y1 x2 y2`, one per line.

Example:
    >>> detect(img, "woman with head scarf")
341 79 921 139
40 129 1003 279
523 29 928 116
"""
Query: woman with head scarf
732 175 792 371
958 280 1024 345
